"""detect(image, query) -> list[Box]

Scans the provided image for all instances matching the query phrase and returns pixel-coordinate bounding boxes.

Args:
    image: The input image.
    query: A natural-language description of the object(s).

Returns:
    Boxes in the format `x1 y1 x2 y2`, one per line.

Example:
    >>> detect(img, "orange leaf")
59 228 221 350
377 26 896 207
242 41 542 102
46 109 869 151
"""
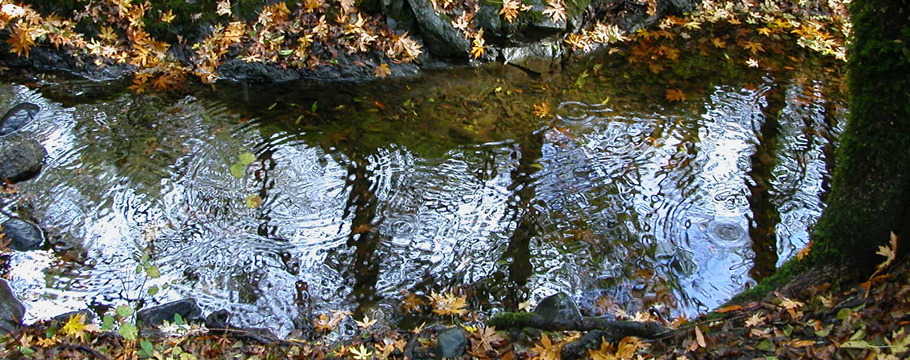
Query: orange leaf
665 89 686 102
716 305 741 313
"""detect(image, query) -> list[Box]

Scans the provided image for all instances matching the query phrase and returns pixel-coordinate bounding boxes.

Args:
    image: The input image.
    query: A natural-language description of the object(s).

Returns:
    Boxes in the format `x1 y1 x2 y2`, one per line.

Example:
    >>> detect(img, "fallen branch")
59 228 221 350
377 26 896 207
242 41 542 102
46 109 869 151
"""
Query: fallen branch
487 312 667 339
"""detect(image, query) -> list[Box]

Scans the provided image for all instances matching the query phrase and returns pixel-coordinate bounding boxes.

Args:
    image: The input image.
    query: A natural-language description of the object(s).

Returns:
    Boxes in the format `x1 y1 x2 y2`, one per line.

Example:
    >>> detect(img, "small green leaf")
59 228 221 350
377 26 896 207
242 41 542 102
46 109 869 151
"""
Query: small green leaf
147 286 159 296
311 101 318 113
174 313 185 326
140 339 154 354
279 49 293 56
836 308 852 320
19 346 35 356
237 153 256 165
756 338 775 351
145 266 161 279
119 322 138 341
101 315 116 331
116 305 134 318
245 194 263 209
229 163 245 178
814 324 833 337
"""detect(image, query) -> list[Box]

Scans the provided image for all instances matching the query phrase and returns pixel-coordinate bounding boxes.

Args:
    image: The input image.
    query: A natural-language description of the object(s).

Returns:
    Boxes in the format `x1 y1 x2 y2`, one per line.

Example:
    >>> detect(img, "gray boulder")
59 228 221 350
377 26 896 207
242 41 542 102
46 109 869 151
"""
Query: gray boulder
137 298 203 327
0 103 39 136
1 218 46 251
534 292 582 323
0 279 26 334
435 327 468 359
407 0 472 58
502 39 564 74
0 138 47 183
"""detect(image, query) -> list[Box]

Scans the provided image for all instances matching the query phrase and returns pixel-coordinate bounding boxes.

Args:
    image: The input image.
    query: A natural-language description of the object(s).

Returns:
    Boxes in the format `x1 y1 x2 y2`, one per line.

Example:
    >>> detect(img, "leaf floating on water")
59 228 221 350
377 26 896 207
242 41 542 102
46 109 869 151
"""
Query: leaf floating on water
229 163 245 178
245 195 263 209
238 153 256 165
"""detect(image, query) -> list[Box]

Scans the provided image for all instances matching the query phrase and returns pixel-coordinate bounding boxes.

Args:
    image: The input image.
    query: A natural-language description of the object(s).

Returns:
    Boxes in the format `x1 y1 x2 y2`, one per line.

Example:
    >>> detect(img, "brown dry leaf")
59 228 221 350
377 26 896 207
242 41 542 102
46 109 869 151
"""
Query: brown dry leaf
745 312 765 327
741 40 765 54
471 326 505 353
694 326 707 349
373 63 391 78
401 292 425 313
665 89 686 102
873 232 898 276
430 291 468 316
542 0 567 23
716 305 741 313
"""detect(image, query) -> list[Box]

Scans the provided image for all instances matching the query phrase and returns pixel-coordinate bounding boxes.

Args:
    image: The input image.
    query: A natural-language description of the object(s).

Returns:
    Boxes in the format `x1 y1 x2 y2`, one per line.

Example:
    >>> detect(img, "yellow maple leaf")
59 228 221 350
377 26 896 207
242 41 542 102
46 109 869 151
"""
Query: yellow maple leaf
711 37 726 48
500 0 523 23
61 313 87 339
350 344 373 360
532 333 561 360
6 22 36 57
471 29 486 59
665 89 686 102
757 27 773 36
160 9 175 23
796 241 812 260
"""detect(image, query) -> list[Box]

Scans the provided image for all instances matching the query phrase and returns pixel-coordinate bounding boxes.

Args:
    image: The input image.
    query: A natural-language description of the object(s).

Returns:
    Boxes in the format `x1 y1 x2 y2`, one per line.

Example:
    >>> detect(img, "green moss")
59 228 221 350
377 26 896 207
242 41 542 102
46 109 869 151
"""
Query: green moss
809 0 910 269
488 312 537 328
726 256 808 305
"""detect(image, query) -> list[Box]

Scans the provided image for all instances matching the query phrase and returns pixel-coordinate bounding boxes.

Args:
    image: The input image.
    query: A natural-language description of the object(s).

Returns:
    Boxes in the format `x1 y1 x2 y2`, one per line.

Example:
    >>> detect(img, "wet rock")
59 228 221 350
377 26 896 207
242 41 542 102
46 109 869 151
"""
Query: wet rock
0 138 47 183
435 327 468 359
217 59 301 83
534 292 582 323
0 103 40 136
204 309 233 330
0 279 26 334
407 0 472 58
1 218 46 251
502 40 564 74
137 299 203 327
52 309 96 324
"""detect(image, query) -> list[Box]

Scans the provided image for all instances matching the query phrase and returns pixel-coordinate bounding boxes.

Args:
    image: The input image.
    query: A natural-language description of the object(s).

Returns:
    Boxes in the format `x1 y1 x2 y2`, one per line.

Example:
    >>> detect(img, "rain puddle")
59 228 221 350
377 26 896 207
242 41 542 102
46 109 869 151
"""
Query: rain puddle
0 52 845 336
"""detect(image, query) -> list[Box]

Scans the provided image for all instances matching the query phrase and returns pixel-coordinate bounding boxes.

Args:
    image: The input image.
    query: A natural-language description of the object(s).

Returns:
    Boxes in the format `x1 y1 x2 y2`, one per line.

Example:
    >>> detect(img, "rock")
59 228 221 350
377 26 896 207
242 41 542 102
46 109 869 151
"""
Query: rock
136 299 203 327
204 309 233 330
407 0 472 58
502 40 564 74
217 59 301 83
435 327 468 359
0 138 47 183
534 292 582 323
0 279 26 334
0 103 40 136
1 218 46 251
52 309 96 324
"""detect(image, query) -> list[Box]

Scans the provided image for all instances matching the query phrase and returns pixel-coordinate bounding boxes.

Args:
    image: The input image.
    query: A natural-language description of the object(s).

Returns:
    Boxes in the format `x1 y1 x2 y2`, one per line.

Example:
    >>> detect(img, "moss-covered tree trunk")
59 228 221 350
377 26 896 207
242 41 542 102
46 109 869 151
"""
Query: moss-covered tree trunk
812 0 910 268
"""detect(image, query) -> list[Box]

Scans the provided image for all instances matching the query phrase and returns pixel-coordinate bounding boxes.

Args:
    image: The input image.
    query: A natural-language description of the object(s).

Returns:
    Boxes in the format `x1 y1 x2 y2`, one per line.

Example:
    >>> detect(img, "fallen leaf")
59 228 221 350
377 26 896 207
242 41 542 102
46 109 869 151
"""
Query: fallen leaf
665 89 686 102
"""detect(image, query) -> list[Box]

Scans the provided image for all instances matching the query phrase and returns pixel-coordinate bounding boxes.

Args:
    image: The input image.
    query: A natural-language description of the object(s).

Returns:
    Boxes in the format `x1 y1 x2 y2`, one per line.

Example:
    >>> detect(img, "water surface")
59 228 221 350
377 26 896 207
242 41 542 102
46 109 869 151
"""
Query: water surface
0 55 845 336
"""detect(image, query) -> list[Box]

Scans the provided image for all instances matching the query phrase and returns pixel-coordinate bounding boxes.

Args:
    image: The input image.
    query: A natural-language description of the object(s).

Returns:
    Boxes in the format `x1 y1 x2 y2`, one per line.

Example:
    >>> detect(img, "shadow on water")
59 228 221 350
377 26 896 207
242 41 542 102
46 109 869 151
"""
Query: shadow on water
0 51 846 336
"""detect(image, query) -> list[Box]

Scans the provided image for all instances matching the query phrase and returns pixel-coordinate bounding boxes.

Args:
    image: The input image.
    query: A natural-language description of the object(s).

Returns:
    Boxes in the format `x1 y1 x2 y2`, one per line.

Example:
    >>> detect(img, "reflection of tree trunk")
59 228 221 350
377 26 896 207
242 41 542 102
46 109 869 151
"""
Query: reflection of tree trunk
341 155 382 316
747 85 786 281
252 149 277 238
498 129 546 297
